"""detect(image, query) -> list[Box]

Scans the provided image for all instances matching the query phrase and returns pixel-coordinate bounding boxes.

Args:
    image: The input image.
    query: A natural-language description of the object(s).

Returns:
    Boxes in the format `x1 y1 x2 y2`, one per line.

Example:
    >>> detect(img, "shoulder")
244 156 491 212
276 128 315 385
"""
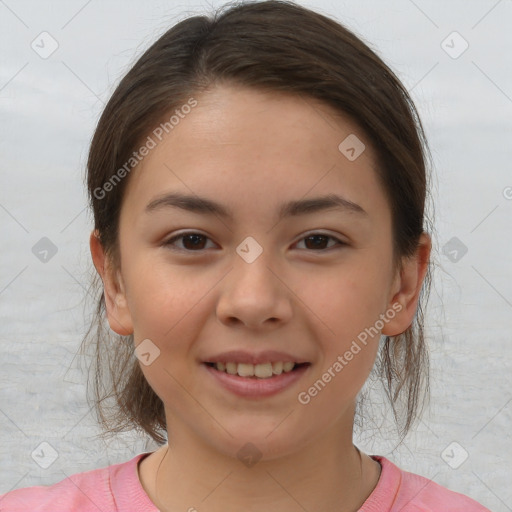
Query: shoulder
0 453 149 512
368 456 492 512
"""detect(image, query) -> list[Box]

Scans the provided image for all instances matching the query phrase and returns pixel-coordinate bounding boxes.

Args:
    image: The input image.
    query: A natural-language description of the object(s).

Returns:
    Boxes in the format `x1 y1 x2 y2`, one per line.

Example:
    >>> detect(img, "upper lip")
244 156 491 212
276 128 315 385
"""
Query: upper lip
202 350 311 365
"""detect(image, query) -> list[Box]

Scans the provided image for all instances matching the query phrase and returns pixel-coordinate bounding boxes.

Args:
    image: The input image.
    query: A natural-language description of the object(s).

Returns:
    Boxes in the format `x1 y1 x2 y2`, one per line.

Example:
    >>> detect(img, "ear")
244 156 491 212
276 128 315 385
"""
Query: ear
381 232 431 337
89 229 134 336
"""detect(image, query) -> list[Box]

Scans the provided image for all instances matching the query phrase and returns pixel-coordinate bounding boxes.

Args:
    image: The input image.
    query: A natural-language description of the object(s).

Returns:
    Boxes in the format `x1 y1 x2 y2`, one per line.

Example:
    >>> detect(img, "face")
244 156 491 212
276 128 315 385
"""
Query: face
91 84 430 460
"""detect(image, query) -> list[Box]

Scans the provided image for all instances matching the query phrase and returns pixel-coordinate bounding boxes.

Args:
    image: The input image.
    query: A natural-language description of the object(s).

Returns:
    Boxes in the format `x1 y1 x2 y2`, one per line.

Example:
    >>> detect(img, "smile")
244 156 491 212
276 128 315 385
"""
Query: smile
203 361 311 398
205 361 309 379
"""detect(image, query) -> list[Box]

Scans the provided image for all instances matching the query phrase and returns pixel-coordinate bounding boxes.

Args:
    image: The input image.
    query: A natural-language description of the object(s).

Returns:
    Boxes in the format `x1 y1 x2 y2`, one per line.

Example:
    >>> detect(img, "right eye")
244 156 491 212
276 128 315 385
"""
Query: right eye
163 232 216 252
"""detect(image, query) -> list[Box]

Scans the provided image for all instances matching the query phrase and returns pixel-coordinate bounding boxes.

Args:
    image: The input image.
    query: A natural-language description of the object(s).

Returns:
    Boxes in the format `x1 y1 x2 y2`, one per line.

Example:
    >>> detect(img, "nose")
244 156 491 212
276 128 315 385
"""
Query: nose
215 250 293 330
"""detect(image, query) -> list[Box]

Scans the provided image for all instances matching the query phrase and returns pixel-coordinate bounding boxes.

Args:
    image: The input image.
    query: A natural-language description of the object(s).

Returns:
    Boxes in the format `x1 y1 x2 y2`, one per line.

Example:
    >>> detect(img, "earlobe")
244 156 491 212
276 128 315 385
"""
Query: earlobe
381 232 431 337
89 230 134 336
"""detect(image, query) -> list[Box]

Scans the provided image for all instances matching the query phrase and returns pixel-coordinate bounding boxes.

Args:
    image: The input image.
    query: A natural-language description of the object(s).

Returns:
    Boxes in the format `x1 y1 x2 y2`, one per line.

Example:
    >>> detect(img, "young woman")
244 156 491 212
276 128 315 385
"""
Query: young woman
0 1 492 510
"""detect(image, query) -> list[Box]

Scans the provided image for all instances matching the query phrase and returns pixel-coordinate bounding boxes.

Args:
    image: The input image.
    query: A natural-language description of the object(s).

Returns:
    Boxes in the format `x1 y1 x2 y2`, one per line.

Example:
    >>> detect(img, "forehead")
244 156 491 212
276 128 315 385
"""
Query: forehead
121 84 389 225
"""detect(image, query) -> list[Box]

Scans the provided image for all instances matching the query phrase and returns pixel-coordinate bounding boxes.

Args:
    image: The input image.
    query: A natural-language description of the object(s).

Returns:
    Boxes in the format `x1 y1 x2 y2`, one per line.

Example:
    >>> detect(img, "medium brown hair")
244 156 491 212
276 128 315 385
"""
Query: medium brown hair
80 0 434 446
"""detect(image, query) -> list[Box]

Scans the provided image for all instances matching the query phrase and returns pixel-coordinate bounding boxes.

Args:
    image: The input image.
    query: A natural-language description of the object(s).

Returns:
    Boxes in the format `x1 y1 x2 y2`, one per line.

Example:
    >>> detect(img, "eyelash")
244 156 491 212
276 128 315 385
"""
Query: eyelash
163 231 346 253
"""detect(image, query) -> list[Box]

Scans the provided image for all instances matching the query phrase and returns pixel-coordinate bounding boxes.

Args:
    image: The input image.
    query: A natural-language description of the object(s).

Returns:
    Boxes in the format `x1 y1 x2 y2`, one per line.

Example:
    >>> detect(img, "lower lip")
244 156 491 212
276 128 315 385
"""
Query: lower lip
202 363 310 398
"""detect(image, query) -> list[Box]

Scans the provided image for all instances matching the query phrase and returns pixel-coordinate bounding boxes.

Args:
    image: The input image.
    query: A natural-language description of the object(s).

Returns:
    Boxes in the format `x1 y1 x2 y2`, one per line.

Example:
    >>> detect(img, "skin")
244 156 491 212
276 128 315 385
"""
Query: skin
90 84 431 512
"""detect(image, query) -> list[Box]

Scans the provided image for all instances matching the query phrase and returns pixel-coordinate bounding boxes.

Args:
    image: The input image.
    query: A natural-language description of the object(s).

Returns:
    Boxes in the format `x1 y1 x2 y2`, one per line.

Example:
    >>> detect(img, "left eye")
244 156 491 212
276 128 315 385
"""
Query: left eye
163 232 345 252
296 233 345 250
164 233 216 251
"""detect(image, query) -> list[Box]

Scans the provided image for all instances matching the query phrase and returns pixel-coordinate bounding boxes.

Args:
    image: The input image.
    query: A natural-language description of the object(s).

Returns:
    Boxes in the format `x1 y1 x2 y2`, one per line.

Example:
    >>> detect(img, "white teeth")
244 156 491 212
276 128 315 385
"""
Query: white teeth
237 363 255 377
225 362 237 375
254 363 273 378
213 361 298 378
272 361 283 375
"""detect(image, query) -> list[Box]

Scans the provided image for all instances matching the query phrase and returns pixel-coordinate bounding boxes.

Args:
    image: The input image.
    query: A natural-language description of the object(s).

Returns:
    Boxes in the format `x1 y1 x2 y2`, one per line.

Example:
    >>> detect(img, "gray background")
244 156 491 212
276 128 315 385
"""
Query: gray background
1 0 511 510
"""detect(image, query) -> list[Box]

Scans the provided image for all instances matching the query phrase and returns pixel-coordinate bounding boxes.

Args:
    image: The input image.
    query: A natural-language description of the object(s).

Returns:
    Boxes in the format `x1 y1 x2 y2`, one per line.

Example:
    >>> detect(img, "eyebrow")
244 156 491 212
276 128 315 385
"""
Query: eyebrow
145 192 368 220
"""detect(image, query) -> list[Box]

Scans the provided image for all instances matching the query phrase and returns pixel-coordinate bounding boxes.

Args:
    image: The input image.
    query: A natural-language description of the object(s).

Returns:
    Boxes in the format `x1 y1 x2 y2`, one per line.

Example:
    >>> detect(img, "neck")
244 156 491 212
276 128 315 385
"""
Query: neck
149 419 381 512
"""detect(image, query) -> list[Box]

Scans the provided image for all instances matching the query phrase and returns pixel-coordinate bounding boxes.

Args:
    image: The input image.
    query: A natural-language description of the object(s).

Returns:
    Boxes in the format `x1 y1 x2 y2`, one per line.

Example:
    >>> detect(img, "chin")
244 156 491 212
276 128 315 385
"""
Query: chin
205 425 308 464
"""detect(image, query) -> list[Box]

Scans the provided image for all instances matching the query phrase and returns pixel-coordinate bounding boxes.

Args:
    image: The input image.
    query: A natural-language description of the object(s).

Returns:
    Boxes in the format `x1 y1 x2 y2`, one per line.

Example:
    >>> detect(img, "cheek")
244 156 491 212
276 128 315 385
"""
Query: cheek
126 263 211 404
300 260 389 397
301 271 385 404
122 251 207 335
306 263 389 342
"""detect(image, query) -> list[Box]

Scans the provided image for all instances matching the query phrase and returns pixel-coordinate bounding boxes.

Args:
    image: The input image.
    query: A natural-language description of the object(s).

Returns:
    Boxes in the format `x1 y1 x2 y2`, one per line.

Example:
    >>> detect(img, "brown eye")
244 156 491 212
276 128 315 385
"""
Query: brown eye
164 232 214 251
163 231 345 253
295 233 345 251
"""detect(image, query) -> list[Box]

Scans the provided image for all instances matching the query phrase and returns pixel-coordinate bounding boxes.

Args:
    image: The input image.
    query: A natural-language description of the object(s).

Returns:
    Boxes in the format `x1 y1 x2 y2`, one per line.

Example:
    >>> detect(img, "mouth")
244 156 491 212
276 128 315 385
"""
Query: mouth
204 361 311 379
202 360 312 398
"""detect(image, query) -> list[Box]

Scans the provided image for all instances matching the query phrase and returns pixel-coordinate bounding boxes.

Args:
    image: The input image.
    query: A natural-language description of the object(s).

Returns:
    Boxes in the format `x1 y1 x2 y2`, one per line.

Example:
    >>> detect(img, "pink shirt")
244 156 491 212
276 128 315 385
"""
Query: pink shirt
0 452 491 511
